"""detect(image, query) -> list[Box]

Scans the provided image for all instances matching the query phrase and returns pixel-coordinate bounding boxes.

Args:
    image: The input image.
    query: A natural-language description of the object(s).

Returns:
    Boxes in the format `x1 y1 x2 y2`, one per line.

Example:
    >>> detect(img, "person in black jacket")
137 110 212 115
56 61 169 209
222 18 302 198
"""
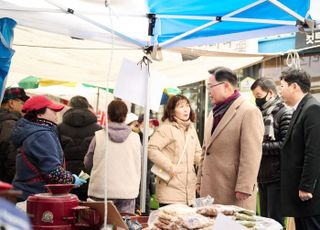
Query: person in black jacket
251 78 292 226
0 87 29 183
280 68 320 230
58 96 102 201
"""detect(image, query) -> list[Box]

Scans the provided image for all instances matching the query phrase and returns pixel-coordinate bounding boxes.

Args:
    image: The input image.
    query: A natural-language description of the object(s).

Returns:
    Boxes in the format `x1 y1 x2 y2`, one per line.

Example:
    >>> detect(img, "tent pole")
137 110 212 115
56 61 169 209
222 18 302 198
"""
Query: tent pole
268 0 305 22
158 0 267 48
157 14 294 25
96 87 100 114
44 0 146 48
222 17 295 25
140 72 150 214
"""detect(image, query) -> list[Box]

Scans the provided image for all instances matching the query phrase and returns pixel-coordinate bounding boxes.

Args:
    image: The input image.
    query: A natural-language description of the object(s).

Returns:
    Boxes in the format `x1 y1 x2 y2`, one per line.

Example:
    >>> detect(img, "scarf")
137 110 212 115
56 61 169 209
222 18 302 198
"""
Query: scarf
33 118 57 127
261 96 281 141
211 90 240 134
174 117 191 131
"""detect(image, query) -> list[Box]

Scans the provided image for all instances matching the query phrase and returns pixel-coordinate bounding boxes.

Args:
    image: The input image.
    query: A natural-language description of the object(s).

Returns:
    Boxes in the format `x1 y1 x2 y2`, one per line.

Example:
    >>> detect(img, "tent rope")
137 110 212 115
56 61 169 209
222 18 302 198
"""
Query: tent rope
286 49 301 70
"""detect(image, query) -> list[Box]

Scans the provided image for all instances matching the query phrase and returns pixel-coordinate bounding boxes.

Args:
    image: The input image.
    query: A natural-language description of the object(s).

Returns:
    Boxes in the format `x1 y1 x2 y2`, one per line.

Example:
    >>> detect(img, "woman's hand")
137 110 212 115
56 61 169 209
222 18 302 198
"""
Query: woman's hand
169 166 179 178
235 191 250 201
196 183 201 195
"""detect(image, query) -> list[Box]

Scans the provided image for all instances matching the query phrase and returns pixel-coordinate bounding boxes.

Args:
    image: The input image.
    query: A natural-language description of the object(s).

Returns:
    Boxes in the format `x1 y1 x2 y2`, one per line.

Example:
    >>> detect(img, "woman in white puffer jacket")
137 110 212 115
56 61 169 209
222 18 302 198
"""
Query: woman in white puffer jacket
85 99 142 213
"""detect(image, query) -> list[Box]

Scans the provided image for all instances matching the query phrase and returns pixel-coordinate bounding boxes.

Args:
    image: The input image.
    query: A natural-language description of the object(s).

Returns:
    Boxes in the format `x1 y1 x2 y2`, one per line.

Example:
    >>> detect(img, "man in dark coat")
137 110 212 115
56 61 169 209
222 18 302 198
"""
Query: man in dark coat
251 78 292 227
58 96 102 201
0 87 29 183
280 68 320 230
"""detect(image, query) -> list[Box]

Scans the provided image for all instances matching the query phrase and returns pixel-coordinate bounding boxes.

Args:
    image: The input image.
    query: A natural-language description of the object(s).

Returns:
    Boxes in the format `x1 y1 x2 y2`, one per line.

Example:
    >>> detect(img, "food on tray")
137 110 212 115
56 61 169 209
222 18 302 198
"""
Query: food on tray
180 213 215 229
236 220 256 228
148 203 283 230
149 227 161 230
158 217 172 225
153 204 215 230
238 209 256 216
158 211 176 221
212 204 239 216
196 206 218 217
154 221 173 230
162 204 195 216
234 212 256 221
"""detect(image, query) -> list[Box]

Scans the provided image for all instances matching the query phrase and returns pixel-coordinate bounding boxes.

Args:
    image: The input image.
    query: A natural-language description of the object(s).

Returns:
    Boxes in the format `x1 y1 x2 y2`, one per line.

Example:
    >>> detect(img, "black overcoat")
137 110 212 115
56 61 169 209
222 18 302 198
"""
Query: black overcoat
281 94 320 217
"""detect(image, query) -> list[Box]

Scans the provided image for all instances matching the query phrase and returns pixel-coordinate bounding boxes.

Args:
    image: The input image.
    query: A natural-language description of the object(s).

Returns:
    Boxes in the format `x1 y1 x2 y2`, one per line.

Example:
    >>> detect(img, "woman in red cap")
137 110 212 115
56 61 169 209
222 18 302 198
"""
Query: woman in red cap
11 95 86 201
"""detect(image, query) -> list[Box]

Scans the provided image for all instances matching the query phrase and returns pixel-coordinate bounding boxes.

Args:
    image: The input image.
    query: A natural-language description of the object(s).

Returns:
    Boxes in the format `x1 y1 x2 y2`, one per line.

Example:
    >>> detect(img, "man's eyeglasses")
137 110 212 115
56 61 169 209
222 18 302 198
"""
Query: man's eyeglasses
207 82 224 90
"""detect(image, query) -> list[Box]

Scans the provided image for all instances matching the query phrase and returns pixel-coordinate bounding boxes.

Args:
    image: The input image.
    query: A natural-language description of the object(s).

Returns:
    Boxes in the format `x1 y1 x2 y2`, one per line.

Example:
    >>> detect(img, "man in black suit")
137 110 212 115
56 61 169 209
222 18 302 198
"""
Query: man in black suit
280 68 320 230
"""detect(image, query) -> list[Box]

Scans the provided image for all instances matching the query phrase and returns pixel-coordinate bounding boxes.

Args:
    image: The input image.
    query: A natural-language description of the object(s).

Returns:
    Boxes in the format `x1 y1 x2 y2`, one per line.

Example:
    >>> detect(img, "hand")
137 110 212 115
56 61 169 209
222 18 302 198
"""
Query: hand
235 191 250 201
299 190 313 201
196 183 201 195
169 166 178 178
73 174 87 187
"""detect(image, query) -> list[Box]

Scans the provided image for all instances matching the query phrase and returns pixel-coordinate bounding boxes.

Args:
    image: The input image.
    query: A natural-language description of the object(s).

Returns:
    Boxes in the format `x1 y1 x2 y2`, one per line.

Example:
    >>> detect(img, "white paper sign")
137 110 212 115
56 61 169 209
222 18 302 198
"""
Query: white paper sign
114 58 166 112
213 214 247 230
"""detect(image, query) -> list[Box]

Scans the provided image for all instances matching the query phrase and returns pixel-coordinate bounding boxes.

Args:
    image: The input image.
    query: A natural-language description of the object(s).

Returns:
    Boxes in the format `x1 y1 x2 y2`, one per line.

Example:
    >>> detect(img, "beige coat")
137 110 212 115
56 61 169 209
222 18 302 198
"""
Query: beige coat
198 96 264 210
148 120 202 205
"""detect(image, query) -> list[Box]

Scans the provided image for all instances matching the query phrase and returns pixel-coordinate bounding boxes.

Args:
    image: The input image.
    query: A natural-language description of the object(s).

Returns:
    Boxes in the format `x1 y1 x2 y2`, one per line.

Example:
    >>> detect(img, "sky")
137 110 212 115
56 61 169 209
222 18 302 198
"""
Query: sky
310 0 320 20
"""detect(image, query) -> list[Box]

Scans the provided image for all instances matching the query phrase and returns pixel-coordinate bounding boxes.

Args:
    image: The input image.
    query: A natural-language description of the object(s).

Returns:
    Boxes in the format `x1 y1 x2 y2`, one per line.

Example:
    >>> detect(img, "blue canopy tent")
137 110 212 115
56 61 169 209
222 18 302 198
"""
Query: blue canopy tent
147 0 312 49
0 17 15 103
0 0 315 50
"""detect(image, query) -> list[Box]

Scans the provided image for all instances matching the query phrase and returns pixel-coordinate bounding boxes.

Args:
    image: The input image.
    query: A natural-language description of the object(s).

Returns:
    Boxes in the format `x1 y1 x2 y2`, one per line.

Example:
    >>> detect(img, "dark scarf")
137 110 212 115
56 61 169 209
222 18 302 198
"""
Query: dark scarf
33 118 57 127
211 90 240 134
261 96 282 141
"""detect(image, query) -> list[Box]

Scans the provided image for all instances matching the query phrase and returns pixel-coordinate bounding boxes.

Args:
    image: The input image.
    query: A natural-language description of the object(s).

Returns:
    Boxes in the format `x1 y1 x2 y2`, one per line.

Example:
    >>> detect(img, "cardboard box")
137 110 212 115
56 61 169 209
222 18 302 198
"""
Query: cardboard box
80 201 128 230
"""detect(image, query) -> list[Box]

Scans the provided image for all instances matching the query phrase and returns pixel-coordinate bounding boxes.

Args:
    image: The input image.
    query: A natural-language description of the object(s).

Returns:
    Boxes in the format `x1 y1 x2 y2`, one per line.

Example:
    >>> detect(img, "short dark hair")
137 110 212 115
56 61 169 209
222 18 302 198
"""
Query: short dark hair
69 96 89 109
24 108 47 121
280 68 311 93
208 67 238 87
162 94 195 122
108 99 128 123
250 78 278 95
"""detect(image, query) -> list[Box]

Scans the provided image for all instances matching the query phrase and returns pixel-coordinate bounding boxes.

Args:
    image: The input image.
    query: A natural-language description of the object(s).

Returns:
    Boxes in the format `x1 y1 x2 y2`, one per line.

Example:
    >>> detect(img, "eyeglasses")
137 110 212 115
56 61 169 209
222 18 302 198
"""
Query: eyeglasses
207 82 224 90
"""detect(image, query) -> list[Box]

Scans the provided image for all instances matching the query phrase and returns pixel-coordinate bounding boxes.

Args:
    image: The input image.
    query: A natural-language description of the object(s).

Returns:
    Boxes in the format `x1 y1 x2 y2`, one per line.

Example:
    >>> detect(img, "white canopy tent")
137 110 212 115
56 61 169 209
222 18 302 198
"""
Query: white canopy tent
7 26 274 89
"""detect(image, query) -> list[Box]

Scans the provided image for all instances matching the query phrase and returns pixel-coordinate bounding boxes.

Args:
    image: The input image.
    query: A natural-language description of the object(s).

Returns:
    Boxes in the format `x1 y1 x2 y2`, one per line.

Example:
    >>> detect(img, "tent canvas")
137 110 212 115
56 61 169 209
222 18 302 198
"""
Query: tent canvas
7 26 272 88
1 0 316 93
0 17 15 101
0 0 317 50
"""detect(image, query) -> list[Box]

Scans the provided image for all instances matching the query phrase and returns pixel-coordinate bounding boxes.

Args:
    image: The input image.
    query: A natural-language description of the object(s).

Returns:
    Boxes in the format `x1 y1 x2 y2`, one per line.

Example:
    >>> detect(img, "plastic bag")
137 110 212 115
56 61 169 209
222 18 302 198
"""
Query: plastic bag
122 216 143 230
193 195 214 208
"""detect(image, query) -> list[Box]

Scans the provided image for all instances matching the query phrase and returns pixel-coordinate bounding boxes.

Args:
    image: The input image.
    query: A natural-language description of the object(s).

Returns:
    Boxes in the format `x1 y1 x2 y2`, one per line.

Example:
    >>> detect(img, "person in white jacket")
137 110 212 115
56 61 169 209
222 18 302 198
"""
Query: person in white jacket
84 99 141 213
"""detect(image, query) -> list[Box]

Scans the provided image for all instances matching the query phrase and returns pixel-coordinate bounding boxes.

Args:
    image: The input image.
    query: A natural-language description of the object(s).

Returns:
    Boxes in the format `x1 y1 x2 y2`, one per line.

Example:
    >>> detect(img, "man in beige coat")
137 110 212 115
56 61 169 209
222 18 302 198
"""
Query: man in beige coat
197 67 264 211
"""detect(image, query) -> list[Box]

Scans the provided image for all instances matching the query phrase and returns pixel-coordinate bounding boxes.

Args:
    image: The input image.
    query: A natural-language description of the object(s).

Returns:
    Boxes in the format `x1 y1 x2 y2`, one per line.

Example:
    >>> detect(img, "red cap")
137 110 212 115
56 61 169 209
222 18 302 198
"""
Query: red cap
22 95 64 113
0 181 13 192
